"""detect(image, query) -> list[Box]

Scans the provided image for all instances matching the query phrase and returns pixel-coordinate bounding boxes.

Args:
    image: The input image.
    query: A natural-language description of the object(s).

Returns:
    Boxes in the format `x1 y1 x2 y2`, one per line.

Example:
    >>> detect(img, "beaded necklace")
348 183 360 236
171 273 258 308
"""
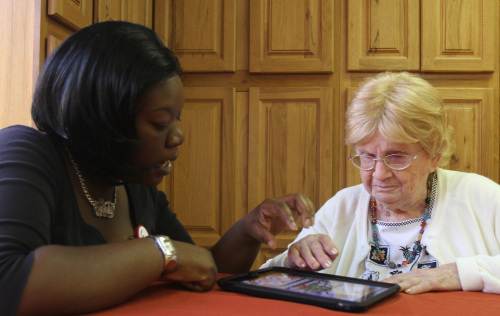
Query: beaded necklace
369 172 434 269
65 147 117 218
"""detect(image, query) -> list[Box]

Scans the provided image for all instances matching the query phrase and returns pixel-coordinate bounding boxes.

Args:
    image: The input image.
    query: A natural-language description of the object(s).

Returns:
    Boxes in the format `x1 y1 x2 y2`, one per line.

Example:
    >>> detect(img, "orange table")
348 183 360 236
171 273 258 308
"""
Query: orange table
88 275 500 315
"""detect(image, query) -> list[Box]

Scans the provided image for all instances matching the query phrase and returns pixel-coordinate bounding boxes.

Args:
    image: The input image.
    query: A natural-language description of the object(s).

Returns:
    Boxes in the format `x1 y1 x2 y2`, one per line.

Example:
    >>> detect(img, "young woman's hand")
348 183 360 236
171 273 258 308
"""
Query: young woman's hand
243 193 316 249
160 241 218 291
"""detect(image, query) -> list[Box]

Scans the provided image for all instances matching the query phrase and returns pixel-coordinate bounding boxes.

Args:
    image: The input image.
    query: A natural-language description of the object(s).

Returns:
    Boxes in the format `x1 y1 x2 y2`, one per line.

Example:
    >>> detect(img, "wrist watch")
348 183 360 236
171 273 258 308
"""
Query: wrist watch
149 235 178 273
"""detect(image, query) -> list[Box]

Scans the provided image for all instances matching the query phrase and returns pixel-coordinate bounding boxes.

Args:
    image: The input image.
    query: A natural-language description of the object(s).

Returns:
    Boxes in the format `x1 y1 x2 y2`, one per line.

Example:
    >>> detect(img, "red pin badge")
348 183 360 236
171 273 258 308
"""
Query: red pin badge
134 225 149 238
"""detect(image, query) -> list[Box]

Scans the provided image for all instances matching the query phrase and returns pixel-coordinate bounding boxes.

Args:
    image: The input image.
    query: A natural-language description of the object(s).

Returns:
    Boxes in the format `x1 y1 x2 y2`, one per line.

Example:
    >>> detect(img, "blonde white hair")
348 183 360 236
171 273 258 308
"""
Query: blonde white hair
345 72 455 165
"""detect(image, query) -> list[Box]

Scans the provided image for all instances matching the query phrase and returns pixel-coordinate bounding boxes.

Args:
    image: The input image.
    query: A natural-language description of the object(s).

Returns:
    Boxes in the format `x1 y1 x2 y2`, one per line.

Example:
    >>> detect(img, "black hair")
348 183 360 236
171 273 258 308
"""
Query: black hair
32 21 182 184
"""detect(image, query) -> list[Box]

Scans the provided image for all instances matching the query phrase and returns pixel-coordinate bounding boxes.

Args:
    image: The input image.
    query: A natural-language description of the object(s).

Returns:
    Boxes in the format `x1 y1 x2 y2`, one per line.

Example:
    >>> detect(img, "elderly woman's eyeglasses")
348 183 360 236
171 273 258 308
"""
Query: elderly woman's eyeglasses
349 149 423 171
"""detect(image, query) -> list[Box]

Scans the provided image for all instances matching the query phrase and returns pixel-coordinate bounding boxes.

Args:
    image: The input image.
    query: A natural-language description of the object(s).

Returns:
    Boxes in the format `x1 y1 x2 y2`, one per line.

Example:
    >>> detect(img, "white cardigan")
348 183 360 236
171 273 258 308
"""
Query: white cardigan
261 168 500 293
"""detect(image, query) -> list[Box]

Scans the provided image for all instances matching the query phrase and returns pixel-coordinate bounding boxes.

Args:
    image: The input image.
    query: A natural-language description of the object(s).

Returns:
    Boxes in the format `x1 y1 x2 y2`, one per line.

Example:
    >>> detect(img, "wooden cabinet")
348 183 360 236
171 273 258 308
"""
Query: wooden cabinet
421 0 494 72
247 86 334 264
155 1 336 267
249 0 334 73
154 0 236 72
47 0 93 30
94 0 153 27
154 0 334 73
438 88 496 176
348 0 495 72
347 0 420 71
42 0 154 61
156 0 499 268
42 0 92 63
344 0 498 189
247 87 334 211
158 87 238 247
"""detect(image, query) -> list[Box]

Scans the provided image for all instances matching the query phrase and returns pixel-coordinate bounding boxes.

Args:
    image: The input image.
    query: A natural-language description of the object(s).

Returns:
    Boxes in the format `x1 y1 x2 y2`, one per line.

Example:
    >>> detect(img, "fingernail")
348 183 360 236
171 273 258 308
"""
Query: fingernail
192 284 204 291
290 221 298 230
303 218 311 227
324 260 332 267
331 248 338 255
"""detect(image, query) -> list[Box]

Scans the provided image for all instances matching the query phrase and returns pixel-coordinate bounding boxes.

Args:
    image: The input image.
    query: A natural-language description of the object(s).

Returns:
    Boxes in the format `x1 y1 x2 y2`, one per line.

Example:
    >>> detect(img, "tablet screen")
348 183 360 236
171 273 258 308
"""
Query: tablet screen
242 270 386 302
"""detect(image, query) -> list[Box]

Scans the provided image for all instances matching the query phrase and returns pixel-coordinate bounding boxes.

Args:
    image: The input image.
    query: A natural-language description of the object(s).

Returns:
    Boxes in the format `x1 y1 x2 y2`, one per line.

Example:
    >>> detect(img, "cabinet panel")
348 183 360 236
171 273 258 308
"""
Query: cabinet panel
159 87 235 247
249 0 333 73
421 0 494 72
42 0 81 61
47 0 93 30
347 0 420 71
45 0 154 60
248 87 333 266
154 0 235 72
94 0 153 27
46 33 67 57
438 88 497 181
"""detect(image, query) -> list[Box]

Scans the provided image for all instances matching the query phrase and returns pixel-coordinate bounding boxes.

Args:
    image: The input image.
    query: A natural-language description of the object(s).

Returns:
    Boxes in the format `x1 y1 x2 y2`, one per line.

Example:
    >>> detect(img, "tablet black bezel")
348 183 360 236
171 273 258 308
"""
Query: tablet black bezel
217 267 401 313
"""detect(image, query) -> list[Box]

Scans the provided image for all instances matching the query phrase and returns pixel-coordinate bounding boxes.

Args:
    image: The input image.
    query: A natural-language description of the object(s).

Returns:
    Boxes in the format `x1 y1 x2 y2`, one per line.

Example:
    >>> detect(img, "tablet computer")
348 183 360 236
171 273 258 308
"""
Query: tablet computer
217 267 400 313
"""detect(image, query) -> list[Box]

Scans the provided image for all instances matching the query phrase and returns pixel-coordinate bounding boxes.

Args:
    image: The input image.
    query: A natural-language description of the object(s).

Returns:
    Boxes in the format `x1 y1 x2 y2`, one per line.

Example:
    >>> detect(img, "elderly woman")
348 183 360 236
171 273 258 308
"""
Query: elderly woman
261 72 500 294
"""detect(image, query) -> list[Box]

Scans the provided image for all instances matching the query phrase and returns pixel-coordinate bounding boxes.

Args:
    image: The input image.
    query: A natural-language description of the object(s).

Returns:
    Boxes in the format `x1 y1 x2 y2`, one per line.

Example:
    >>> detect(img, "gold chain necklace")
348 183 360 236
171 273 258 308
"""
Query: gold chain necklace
65 147 117 218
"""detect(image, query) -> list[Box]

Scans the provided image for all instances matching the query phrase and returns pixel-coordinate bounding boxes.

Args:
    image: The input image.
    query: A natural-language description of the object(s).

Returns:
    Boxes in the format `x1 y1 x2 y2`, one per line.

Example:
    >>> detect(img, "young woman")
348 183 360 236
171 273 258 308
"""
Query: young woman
0 21 315 315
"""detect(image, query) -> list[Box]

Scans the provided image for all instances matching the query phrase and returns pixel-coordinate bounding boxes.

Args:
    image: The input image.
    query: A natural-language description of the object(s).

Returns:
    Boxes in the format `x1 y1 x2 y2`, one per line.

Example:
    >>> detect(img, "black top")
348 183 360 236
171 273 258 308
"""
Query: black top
0 125 193 316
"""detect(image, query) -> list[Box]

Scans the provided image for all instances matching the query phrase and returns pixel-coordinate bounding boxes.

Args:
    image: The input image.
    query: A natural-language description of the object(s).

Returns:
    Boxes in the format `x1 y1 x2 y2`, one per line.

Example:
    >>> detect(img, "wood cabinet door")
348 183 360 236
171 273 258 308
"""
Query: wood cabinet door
438 88 497 181
249 0 333 73
159 87 236 247
94 0 153 27
421 0 494 72
248 86 334 268
154 0 236 72
48 0 93 30
44 0 92 60
347 0 420 71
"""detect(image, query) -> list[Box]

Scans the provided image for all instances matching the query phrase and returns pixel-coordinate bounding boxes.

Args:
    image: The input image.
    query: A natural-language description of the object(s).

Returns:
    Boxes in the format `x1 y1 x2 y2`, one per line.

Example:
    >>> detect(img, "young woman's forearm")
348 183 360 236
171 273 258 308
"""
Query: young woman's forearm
17 238 163 315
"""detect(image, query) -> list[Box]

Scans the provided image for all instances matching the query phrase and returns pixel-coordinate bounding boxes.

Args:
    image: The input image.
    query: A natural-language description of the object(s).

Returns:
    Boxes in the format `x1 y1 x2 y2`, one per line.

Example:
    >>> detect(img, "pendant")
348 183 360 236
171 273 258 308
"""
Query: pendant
92 198 115 218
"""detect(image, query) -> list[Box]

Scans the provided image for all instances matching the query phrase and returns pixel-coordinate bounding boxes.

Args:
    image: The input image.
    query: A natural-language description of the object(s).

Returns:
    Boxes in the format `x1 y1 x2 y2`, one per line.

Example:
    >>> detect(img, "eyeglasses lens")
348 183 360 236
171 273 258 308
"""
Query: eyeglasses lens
351 154 412 170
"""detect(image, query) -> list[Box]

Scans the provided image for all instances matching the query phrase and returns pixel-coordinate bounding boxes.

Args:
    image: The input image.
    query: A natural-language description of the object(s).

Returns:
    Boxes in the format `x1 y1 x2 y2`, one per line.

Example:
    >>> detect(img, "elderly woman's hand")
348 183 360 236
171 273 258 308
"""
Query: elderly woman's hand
244 193 316 249
285 234 339 271
382 262 462 294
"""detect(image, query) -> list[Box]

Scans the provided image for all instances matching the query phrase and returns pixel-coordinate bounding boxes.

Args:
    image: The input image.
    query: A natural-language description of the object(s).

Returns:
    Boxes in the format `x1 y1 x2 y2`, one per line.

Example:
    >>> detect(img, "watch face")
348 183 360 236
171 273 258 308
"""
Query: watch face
149 235 178 273
162 239 175 255
159 236 177 259
157 236 177 273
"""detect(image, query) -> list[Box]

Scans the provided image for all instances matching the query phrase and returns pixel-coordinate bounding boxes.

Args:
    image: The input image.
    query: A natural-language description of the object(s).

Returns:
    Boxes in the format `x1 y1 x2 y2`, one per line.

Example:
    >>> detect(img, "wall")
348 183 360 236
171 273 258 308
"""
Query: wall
0 0 40 129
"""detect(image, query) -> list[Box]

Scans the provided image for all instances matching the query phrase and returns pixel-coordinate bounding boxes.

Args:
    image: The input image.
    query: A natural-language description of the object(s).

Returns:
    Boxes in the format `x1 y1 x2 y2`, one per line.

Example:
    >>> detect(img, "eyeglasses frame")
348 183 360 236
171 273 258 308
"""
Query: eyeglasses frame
348 148 424 171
